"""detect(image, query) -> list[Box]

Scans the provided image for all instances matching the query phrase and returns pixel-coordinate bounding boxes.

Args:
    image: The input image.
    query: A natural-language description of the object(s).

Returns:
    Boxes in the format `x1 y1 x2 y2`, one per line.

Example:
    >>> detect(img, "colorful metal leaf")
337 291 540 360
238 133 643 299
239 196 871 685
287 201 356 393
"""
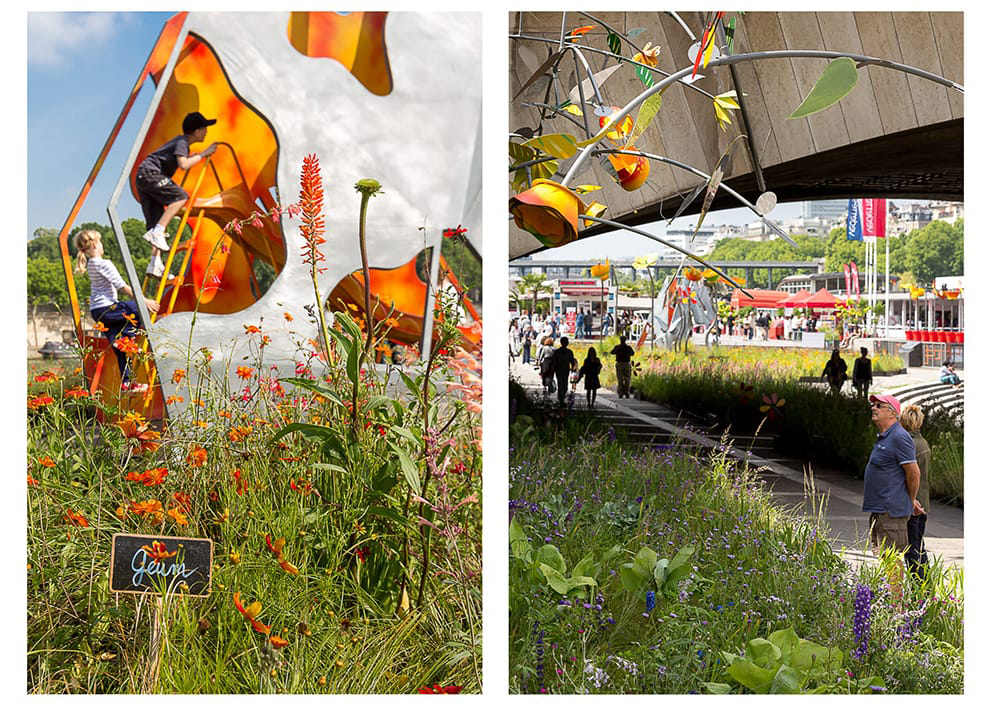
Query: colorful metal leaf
625 92 662 149
523 133 578 159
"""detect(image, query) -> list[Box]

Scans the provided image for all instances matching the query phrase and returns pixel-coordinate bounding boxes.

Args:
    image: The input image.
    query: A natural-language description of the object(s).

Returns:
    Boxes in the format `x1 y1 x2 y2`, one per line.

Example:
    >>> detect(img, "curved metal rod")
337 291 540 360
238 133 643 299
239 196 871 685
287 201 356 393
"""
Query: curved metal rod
560 47 962 186
592 147 796 246
581 214 750 296
511 33 716 100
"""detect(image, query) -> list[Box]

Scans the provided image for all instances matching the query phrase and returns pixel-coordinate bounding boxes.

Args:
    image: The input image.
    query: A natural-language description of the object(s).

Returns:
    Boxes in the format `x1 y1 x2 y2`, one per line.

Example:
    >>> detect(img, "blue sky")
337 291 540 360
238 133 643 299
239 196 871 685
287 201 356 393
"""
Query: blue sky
27 12 175 236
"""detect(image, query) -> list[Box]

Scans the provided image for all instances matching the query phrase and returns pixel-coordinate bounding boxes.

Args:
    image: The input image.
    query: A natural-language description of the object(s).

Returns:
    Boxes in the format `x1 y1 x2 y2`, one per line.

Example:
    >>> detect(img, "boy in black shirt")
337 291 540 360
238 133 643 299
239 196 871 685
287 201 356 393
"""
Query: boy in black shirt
135 112 218 277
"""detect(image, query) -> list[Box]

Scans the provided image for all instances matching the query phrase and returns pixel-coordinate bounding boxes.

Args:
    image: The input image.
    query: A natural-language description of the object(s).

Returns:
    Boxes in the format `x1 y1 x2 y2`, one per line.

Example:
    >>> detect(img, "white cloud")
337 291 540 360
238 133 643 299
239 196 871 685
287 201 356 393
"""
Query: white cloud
27 12 132 67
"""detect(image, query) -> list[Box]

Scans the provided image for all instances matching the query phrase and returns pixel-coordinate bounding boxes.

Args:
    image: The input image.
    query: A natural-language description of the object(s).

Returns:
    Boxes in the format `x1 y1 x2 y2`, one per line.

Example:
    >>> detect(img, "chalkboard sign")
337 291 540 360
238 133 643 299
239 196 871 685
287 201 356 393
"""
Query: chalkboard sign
110 533 213 596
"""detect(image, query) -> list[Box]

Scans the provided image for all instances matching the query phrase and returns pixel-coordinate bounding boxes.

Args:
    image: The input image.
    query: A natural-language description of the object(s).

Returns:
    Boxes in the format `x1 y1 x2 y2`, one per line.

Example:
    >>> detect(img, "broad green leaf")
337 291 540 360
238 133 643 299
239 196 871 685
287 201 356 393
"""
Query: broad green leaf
728 661 777 694
788 57 859 119
572 555 596 578
365 395 392 413
767 627 800 660
634 546 658 577
666 546 696 575
538 563 569 594
390 442 421 495
789 641 842 672
536 544 566 575
599 545 623 564
769 665 803 694
618 563 644 592
747 638 781 667
703 682 732 694
397 370 423 399
624 92 661 149
509 519 532 563
269 422 333 445
389 425 419 446
523 133 578 159
564 575 597 591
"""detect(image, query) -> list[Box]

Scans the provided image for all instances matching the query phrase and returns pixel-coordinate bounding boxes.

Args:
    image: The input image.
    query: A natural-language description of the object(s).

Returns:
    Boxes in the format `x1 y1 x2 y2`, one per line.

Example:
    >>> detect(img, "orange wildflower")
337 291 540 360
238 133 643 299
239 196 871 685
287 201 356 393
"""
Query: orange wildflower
232 469 248 496
33 371 58 383
283 312 294 322
186 446 208 467
125 467 168 486
290 477 313 494
38 456 56 468
130 499 165 522
27 474 39 487
66 509 88 527
265 534 300 575
228 426 252 443
244 325 261 334
172 492 192 512
233 592 271 634
166 395 184 405
28 395 55 410
116 418 161 454
140 540 177 563
167 506 189 526
236 366 254 380
268 635 290 649
93 321 109 333
64 387 89 399
113 337 140 356
172 369 187 384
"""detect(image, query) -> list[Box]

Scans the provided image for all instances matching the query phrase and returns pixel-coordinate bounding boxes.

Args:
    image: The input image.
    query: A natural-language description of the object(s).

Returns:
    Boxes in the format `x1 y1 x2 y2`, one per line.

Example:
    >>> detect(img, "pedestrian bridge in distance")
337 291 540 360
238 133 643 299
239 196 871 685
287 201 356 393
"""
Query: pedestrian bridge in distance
509 11 963 259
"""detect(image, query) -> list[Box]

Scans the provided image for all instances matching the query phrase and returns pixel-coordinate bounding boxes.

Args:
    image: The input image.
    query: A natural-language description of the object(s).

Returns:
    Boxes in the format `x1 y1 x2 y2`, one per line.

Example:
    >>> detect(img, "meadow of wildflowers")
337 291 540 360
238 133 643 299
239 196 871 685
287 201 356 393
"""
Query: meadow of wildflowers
508 387 963 694
27 159 482 694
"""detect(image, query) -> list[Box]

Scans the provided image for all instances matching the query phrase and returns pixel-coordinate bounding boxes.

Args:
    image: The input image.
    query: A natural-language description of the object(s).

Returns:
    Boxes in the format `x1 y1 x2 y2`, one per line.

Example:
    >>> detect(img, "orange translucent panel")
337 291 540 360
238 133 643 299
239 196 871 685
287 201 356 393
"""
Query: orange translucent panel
328 255 481 349
134 32 279 216
287 12 392 96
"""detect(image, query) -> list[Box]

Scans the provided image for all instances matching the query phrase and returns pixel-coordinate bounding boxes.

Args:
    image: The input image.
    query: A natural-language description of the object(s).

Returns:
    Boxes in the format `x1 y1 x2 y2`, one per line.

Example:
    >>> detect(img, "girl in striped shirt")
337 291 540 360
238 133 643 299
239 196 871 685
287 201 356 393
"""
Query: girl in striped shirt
74 229 160 393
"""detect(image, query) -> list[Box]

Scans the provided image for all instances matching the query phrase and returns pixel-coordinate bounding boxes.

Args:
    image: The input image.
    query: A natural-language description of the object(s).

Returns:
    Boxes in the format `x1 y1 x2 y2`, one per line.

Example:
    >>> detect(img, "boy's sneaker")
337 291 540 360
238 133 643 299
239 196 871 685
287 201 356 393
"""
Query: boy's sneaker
146 255 165 278
143 228 170 251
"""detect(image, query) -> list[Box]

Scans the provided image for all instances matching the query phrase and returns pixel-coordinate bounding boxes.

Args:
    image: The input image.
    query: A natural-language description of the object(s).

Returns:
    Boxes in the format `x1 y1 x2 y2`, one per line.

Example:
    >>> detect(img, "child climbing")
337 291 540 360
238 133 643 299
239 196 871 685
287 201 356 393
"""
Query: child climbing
134 111 218 278
74 229 160 393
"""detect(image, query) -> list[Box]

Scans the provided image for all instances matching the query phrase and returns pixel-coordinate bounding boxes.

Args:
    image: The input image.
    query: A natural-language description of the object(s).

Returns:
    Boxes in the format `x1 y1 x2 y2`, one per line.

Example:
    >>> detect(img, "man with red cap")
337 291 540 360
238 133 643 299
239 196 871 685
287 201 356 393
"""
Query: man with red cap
863 393 925 597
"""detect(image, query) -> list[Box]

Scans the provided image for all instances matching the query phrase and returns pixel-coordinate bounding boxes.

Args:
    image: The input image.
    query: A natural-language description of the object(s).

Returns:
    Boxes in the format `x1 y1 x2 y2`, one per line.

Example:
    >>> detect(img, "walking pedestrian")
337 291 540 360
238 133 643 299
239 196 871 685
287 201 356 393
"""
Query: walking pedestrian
550 337 577 405
610 335 635 398
579 346 603 408
821 350 848 393
852 346 873 398
536 337 556 395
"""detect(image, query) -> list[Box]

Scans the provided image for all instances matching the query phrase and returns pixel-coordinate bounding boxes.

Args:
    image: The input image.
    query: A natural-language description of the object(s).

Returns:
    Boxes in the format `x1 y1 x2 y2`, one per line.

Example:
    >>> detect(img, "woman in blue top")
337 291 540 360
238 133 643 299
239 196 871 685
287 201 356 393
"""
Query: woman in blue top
74 229 160 393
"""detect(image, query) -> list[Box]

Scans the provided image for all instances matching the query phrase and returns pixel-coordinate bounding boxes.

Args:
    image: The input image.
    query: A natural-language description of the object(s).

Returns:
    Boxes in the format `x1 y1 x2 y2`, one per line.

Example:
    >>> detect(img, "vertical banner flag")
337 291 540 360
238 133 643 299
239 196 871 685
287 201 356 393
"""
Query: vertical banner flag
843 263 853 298
850 261 861 301
846 199 863 241
861 198 886 238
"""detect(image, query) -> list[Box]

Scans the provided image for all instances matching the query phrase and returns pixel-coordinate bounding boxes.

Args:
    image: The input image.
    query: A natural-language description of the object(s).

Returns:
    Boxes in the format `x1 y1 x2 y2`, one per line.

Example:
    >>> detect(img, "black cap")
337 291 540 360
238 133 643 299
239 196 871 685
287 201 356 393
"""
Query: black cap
182 111 217 133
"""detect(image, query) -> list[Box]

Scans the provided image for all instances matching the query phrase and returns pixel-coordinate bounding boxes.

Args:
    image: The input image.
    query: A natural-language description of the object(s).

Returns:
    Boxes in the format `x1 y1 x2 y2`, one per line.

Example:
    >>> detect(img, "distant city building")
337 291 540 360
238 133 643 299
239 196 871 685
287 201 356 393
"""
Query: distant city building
801 199 849 221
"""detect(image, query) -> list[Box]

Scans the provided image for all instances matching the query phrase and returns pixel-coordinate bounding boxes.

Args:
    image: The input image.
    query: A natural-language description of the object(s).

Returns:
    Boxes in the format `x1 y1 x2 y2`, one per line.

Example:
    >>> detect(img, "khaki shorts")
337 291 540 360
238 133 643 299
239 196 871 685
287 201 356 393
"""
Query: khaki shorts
869 512 910 553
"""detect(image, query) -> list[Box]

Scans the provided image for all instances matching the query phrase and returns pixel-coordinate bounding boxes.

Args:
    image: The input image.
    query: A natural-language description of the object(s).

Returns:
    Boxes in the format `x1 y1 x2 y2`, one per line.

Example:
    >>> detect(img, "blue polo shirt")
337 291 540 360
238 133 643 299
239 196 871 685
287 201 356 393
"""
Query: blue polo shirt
862 421 917 517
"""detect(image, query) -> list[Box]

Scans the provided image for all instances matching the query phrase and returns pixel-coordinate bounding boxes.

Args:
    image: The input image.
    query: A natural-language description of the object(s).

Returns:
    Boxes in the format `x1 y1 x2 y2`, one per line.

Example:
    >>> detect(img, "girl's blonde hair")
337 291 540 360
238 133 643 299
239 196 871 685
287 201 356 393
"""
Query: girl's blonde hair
73 229 101 274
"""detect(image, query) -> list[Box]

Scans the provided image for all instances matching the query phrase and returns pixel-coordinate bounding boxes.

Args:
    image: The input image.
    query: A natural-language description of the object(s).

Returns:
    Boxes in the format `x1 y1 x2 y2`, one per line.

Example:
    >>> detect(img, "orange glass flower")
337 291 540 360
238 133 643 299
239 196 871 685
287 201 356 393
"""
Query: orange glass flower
598 108 634 142
510 179 589 248
633 42 661 68
608 150 649 192
684 267 703 282
141 540 177 564
233 592 271 634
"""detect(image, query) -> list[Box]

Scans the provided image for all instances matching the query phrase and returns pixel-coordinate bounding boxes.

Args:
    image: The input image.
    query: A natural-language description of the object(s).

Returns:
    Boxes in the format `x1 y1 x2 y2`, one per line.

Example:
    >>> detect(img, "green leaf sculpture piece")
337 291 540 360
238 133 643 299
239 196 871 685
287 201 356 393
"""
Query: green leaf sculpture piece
788 57 859 119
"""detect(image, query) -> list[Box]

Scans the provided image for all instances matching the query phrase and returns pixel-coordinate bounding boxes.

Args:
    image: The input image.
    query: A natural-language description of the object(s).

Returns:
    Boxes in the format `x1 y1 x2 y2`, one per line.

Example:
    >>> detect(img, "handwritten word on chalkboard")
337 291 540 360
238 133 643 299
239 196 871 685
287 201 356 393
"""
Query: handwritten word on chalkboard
110 533 213 596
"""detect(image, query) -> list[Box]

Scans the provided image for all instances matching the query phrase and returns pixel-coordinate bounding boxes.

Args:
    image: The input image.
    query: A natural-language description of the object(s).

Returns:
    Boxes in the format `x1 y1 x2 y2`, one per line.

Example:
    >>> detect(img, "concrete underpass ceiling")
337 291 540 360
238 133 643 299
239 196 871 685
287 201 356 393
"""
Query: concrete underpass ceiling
509 11 964 259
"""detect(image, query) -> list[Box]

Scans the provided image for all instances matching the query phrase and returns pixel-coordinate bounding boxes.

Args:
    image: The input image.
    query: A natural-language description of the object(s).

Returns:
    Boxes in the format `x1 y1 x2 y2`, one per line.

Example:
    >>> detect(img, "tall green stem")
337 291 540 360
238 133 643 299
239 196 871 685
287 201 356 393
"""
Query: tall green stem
352 180 381 434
